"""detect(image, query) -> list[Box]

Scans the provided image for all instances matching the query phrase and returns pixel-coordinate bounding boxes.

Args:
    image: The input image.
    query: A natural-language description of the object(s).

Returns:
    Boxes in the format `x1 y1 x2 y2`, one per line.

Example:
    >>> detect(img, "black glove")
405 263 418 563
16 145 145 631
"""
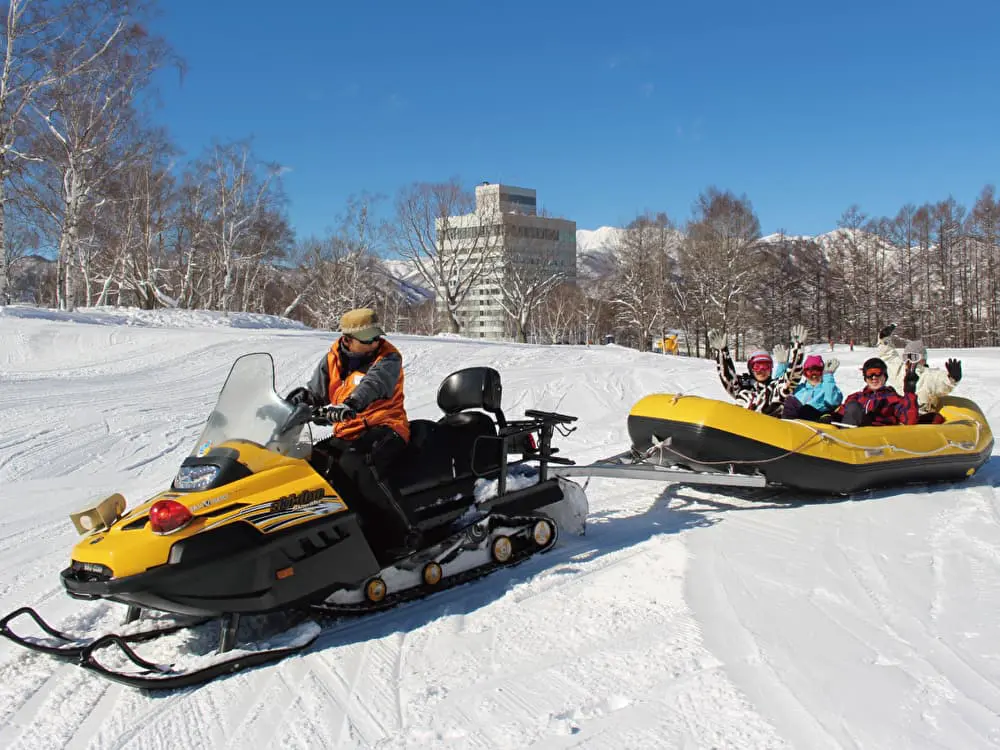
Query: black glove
945 358 962 383
285 387 316 407
878 323 897 340
903 362 919 394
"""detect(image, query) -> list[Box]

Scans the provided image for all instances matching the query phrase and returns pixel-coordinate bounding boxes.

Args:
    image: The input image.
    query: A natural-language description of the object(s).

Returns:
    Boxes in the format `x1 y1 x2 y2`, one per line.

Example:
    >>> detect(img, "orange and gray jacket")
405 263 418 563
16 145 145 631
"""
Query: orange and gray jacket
301 338 410 442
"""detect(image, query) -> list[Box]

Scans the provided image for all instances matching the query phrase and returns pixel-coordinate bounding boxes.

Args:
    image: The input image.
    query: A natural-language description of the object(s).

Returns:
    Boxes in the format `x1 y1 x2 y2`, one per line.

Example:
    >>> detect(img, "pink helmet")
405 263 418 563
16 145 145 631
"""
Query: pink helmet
803 354 824 371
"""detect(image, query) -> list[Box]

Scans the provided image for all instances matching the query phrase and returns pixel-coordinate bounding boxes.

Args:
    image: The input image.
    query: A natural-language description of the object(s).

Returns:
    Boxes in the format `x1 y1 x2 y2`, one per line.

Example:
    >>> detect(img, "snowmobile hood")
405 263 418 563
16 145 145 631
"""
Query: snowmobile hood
68 442 348 580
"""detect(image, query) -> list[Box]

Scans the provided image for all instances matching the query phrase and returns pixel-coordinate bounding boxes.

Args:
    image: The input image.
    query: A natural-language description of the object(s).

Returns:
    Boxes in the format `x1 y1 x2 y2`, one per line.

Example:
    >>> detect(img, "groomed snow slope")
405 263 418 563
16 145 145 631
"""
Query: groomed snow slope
1 306 999 749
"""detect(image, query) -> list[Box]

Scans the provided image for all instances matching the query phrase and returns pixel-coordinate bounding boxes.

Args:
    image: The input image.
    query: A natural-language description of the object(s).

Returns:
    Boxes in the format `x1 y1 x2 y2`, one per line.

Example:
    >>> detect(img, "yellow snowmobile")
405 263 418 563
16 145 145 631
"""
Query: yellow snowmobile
1 353 587 689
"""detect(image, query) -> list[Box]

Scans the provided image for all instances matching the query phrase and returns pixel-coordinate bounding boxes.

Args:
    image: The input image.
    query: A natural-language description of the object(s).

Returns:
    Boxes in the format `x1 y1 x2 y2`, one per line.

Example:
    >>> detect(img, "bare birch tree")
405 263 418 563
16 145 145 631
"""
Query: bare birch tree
389 179 501 333
178 140 288 311
36 18 170 308
0 0 150 303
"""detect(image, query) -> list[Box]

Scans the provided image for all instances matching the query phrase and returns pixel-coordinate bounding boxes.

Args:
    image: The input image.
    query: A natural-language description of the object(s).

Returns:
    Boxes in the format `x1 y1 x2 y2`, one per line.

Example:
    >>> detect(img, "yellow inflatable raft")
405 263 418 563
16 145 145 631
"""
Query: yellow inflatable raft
627 394 994 494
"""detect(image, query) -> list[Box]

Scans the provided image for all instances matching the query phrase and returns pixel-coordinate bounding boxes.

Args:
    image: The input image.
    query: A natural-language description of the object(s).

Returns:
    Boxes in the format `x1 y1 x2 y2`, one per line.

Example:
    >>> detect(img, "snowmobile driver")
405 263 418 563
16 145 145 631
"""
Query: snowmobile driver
285 307 419 565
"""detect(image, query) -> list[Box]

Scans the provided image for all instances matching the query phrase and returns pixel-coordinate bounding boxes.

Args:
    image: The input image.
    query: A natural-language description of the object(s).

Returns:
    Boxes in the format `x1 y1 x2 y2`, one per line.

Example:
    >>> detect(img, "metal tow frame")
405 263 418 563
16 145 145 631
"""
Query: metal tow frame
550 450 767 488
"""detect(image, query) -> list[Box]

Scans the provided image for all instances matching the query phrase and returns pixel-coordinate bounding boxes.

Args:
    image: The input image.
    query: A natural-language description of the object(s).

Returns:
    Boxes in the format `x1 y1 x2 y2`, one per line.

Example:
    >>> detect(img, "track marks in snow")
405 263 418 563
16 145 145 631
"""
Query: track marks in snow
685 485 1000 750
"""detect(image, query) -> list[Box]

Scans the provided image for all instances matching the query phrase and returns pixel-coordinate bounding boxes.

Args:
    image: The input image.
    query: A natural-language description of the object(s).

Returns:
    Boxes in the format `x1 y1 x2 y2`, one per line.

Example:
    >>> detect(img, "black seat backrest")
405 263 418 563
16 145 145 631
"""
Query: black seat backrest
437 367 507 428
436 367 505 477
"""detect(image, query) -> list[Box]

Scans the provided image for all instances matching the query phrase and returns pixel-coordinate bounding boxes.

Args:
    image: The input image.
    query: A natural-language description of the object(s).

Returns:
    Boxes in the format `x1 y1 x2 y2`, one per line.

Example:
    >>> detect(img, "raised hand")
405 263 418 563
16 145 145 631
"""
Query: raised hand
790 324 809 344
707 329 727 352
878 323 897 341
945 358 962 383
825 357 840 374
772 344 788 364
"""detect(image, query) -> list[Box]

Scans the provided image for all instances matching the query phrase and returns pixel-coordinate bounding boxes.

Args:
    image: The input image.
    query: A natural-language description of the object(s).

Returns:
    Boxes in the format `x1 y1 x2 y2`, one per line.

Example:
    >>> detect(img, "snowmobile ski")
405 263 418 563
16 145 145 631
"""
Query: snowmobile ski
0 605 209 659
76 617 320 690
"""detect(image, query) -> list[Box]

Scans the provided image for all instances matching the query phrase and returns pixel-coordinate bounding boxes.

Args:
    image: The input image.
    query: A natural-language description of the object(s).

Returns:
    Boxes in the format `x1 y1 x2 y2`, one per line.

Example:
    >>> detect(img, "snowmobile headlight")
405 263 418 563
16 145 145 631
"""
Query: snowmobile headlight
173 464 220 491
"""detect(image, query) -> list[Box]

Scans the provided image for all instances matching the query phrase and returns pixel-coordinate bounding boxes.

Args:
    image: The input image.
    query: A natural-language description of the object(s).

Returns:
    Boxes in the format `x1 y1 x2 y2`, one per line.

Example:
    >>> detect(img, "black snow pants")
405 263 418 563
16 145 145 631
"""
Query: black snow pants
317 426 413 556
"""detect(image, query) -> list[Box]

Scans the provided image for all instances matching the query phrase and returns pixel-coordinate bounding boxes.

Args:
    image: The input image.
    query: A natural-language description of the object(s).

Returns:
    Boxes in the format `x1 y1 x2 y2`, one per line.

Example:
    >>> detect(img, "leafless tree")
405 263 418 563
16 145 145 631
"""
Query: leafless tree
389 178 502 333
0 0 154 303
534 281 583 344
492 221 572 343
679 189 762 356
177 140 289 311
610 212 676 350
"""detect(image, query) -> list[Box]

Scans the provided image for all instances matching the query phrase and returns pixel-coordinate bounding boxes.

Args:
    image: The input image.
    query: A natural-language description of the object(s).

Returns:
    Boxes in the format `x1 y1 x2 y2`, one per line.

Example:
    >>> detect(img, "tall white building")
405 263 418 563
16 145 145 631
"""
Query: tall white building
435 183 576 340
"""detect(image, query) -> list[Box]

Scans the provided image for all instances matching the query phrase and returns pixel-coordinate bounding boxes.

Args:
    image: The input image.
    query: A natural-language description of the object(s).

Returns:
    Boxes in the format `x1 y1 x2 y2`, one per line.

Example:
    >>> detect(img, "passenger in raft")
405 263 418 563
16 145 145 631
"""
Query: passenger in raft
876 323 963 422
707 325 807 417
834 356 919 427
774 354 844 422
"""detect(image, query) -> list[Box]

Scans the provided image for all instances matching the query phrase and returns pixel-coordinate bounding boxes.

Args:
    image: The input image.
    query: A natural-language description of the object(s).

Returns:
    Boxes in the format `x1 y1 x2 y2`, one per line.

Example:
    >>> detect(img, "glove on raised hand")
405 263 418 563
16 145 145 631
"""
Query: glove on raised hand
707 330 728 352
285 387 316 407
878 323 897 341
824 357 840 374
945 358 962 383
321 404 358 423
789 324 809 344
903 362 919 394
772 344 788 364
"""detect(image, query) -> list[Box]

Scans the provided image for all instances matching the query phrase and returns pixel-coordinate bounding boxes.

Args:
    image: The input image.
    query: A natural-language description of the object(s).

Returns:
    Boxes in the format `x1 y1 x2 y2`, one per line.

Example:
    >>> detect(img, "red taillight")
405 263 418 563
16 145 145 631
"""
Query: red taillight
149 499 193 534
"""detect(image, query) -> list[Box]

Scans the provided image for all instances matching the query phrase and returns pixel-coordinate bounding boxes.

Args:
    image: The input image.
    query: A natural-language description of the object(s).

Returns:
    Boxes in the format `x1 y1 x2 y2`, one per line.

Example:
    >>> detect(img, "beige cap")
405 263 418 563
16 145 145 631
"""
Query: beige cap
340 308 384 342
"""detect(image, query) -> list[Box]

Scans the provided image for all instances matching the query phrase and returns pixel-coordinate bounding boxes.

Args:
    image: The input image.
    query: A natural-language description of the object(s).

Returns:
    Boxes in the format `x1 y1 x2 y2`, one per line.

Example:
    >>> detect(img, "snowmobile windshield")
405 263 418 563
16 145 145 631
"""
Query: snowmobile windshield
189 353 312 459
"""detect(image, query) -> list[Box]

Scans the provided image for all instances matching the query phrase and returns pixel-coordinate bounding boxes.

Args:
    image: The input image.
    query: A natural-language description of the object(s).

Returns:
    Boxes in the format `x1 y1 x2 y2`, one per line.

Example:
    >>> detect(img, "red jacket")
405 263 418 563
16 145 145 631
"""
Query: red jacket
836 385 918 426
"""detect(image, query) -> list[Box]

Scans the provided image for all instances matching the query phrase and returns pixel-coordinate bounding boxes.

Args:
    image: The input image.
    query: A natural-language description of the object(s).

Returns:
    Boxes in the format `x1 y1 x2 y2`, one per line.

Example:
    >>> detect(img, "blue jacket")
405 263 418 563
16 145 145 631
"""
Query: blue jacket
775 363 843 412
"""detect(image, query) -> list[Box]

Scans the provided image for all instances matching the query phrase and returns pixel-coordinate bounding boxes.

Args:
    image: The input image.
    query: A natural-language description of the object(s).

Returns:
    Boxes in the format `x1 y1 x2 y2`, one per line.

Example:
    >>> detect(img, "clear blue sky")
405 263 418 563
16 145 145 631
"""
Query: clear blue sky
154 0 999 240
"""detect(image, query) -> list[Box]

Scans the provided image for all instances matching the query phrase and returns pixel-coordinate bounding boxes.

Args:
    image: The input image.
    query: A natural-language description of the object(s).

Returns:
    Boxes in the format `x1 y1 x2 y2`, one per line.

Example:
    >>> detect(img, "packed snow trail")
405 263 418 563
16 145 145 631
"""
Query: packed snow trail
1 307 998 748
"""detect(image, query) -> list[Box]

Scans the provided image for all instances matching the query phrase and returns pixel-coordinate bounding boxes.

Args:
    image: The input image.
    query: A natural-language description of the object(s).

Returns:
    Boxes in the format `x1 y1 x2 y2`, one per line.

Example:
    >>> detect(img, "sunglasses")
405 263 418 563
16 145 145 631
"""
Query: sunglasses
864 370 886 380
345 334 381 345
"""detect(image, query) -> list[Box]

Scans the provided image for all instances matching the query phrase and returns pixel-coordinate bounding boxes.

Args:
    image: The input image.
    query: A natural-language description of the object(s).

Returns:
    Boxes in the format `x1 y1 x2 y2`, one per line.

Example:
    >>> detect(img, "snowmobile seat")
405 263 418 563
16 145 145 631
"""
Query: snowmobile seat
436 367 506 480
390 419 455 496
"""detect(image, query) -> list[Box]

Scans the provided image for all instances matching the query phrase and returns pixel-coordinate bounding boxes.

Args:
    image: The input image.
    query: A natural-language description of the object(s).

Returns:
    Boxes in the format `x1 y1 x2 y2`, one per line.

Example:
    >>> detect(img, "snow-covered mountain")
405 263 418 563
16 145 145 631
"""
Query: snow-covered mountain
380 258 434 305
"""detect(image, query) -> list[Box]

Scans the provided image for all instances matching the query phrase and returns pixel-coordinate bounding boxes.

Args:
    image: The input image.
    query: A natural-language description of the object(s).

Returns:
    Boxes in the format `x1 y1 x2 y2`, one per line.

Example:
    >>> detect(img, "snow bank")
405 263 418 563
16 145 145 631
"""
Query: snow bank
0 305 312 331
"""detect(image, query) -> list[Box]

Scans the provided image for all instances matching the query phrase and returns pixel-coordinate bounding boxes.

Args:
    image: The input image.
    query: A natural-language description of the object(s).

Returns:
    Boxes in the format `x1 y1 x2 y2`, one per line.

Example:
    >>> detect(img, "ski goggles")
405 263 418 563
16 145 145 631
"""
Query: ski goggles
749 360 773 373
905 351 923 363
864 369 887 380
804 366 823 376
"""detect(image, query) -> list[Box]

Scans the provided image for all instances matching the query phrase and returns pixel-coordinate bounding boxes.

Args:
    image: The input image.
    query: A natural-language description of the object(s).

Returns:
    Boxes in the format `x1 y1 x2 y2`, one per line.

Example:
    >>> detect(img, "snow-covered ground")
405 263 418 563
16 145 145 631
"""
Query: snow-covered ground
1 305 999 749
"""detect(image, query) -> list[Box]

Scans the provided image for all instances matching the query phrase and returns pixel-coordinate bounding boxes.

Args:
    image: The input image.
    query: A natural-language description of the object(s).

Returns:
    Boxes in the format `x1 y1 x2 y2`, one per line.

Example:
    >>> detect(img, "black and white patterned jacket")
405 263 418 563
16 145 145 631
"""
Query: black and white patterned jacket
714 341 805 416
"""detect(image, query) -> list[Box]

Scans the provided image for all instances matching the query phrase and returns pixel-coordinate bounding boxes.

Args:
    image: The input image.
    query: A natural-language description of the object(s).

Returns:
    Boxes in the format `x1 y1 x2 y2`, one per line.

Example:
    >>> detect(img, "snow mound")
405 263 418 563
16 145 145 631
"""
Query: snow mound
0 305 312 331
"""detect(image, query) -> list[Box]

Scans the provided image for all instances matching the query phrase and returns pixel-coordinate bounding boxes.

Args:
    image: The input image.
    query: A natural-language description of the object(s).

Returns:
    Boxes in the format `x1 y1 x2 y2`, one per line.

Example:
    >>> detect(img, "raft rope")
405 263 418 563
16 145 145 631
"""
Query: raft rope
806 418 982 457
645 430 823 467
